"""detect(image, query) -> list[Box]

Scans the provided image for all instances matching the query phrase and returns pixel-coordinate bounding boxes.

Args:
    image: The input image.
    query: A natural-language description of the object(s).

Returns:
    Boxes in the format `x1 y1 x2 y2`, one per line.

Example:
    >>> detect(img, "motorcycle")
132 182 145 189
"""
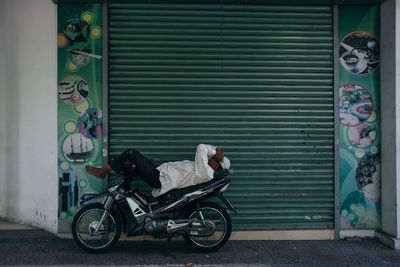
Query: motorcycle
72 163 236 253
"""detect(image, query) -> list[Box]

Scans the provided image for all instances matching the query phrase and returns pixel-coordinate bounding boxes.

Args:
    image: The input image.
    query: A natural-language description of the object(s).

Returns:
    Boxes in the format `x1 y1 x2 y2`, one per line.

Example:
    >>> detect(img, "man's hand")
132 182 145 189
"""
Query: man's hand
208 158 220 171
214 147 224 162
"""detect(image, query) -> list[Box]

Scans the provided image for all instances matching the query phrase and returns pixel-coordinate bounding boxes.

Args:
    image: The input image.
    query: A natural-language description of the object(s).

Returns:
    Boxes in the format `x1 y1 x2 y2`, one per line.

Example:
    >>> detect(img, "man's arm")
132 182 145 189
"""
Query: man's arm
194 144 217 181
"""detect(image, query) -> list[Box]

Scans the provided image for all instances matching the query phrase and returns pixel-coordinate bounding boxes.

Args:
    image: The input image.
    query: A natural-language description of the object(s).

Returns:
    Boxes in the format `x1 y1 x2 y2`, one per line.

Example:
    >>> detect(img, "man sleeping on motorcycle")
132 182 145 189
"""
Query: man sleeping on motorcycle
85 144 230 197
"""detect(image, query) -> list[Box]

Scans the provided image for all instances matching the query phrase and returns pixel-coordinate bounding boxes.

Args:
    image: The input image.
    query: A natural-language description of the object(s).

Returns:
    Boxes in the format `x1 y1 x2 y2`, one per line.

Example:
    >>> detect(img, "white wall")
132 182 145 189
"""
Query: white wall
396 0 400 238
0 0 7 218
0 0 58 233
381 0 400 238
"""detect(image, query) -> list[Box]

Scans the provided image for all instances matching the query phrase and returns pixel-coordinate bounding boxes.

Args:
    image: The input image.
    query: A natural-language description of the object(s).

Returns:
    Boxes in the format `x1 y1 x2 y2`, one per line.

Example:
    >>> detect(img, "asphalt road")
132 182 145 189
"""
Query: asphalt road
1 229 400 266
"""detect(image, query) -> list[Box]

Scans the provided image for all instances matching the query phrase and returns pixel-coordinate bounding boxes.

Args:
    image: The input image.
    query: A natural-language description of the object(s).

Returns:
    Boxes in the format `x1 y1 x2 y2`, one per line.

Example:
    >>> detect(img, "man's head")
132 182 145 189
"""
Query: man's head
208 147 230 171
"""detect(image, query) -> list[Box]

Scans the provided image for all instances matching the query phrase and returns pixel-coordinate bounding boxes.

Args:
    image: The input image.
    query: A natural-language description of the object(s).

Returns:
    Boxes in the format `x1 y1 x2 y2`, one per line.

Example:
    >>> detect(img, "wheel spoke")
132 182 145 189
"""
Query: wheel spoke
188 206 228 248
75 208 116 250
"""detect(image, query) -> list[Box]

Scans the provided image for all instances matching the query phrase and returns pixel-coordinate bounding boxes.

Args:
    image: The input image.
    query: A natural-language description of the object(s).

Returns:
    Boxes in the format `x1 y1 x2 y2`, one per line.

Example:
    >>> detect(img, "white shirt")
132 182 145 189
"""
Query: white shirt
152 144 217 197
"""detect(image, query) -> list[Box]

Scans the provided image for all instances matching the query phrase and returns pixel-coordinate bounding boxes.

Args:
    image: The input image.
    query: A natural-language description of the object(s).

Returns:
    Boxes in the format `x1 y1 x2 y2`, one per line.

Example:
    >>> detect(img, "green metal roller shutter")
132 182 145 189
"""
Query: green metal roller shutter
108 2 334 230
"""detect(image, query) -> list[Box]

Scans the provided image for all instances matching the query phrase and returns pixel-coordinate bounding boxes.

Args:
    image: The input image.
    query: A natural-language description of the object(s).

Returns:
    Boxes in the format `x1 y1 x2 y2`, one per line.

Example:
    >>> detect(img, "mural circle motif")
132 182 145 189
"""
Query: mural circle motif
75 100 89 113
57 33 68 48
62 133 93 163
63 18 91 46
347 124 376 148
355 152 381 202
81 11 94 24
69 49 92 68
64 120 77 133
339 31 380 75
91 26 102 39
58 75 89 106
78 108 103 139
339 83 373 127
60 162 70 171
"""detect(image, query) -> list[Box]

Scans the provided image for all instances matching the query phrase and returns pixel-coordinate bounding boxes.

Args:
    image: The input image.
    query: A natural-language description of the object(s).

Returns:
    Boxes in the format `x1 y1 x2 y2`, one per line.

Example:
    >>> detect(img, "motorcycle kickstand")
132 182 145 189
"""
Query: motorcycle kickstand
163 236 176 259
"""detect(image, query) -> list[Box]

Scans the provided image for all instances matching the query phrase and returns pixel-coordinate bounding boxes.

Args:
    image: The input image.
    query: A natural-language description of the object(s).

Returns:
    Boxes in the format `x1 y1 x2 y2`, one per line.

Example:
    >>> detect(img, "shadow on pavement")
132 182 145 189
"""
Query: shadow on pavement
1 229 400 266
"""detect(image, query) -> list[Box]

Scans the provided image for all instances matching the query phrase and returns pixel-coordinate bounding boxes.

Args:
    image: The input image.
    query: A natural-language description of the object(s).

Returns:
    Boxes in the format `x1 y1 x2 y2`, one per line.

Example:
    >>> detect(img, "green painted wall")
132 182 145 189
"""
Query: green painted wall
338 5 381 230
57 4 103 231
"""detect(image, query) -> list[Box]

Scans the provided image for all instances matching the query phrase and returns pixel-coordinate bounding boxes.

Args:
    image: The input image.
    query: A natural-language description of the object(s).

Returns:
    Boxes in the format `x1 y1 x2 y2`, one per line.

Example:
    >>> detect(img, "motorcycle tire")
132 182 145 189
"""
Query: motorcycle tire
72 203 121 253
184 202 232 252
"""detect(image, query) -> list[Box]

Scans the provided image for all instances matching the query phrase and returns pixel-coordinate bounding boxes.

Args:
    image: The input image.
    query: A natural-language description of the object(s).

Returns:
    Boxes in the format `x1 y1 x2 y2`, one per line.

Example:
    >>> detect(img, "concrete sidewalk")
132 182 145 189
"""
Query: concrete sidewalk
0 219 36 230
1 220 400 266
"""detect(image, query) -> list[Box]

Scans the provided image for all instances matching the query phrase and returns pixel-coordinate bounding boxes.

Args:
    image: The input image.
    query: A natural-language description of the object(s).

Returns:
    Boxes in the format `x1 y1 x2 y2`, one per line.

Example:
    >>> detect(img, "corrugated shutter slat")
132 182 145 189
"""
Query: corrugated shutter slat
108 3 334 230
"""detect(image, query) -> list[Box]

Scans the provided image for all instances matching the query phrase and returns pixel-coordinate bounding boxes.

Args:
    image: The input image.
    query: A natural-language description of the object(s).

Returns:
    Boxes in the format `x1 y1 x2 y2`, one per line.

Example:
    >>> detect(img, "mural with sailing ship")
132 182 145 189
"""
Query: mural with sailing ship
62 133 93 163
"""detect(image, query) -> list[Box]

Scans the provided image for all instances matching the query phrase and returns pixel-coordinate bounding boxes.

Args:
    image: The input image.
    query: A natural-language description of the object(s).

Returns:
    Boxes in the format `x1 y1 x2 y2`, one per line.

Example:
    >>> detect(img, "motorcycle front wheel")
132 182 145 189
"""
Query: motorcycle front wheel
184 202 232 252
72 203 121 253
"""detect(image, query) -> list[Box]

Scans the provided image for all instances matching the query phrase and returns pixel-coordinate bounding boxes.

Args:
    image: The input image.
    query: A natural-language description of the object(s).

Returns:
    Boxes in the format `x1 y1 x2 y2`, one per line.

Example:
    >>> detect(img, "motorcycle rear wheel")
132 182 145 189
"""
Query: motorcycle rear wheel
72 203 121 253
184 202 232 252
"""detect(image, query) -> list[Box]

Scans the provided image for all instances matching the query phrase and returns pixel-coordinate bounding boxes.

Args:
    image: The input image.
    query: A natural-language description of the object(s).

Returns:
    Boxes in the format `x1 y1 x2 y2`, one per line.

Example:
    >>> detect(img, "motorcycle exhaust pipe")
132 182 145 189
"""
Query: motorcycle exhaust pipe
166 218 196 232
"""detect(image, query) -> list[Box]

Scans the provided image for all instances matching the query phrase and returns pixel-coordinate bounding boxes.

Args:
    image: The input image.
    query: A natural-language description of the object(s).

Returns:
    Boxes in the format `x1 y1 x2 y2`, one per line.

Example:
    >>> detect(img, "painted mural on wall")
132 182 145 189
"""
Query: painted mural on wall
339 6 381 230
57 4 103 232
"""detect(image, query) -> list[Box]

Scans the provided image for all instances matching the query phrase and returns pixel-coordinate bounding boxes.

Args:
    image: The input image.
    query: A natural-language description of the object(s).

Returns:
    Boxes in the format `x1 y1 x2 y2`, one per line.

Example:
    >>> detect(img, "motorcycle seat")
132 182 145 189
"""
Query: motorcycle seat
157 170 229 204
